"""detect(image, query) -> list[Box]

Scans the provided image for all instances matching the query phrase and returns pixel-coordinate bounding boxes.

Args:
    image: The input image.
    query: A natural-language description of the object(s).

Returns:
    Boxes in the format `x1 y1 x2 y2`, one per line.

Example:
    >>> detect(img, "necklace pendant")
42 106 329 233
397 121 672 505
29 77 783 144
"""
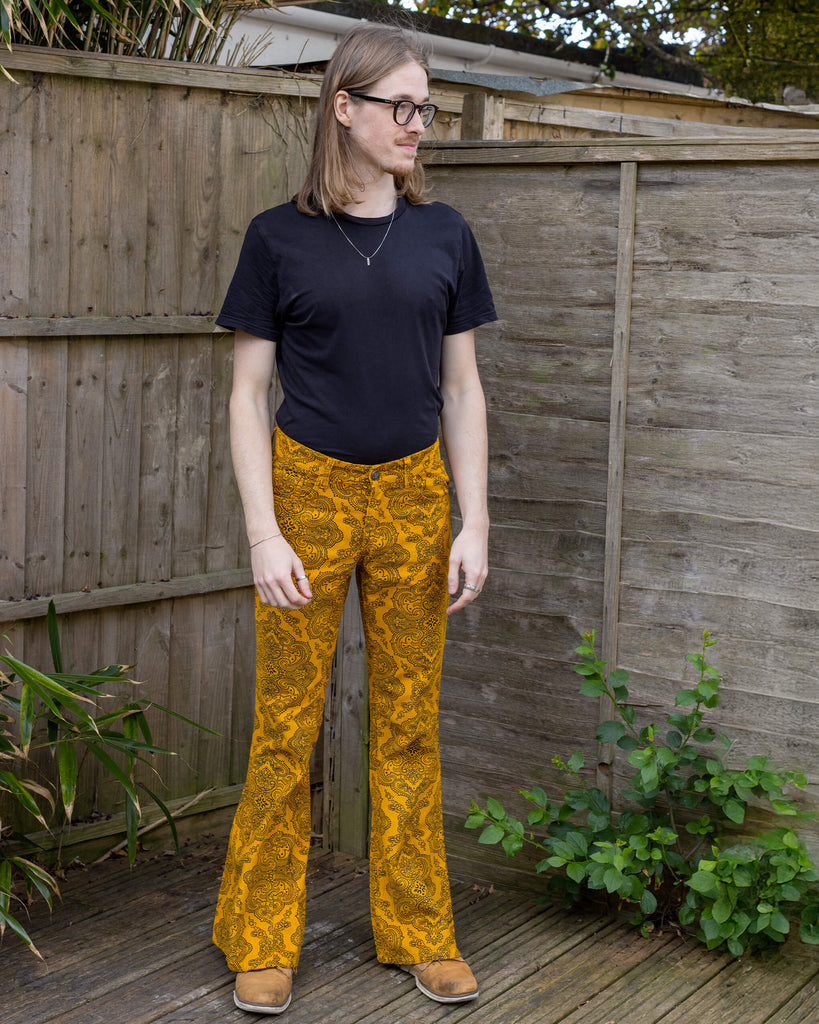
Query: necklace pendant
366 257 371 266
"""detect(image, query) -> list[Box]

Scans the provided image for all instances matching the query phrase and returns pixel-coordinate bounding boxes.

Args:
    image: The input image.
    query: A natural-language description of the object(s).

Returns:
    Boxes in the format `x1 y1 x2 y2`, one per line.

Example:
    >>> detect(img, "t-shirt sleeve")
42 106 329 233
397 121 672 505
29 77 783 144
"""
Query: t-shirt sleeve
444 217 498 336
215 217 281 342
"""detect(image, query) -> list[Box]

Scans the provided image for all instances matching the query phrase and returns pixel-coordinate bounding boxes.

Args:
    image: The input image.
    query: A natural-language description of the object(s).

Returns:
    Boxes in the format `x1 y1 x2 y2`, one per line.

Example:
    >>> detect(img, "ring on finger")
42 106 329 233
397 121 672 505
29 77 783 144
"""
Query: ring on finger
463 582 481 593
295 575 308 582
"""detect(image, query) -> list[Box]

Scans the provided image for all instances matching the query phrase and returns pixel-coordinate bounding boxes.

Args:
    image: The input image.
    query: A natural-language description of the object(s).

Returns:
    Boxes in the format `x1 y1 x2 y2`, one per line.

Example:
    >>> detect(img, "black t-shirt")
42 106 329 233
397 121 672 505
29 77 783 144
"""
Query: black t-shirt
216 197 497 463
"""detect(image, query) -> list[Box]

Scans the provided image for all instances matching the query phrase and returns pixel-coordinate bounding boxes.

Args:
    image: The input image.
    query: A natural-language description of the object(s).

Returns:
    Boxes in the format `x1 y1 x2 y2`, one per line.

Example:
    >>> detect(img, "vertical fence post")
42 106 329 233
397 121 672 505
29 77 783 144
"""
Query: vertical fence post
323 578 370 857
598 161 638 798
461 91 506 140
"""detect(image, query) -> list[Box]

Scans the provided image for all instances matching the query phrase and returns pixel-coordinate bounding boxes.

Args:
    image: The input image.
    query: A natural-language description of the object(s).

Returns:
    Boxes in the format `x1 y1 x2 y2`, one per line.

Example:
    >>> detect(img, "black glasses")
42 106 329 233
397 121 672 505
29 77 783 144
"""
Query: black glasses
347 92 438 128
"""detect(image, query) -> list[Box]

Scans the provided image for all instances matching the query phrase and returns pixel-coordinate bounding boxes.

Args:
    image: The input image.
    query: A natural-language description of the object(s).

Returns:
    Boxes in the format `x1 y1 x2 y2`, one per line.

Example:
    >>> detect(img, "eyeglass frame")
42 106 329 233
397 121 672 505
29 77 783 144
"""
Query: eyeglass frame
346 92 438 128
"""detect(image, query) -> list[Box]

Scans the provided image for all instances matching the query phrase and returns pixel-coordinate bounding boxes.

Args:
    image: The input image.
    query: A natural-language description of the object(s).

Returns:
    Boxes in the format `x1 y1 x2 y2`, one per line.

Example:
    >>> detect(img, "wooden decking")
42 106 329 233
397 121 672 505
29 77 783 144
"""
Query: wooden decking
4 820 819 1024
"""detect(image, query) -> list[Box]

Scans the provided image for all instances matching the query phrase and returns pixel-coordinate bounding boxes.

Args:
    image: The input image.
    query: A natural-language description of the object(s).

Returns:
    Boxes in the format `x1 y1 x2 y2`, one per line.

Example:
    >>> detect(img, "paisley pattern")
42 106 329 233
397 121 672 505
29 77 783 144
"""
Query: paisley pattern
213 430 460 971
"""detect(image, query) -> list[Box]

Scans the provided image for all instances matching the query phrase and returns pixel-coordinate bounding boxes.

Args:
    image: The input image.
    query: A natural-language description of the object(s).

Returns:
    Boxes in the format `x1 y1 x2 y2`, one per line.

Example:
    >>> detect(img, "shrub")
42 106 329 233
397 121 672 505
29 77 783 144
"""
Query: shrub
466 630 819 956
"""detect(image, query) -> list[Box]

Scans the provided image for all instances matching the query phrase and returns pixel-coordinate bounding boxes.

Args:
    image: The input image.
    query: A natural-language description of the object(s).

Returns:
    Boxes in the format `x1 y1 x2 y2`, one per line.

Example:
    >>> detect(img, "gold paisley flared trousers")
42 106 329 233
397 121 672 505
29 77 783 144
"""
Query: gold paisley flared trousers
213 430 460 972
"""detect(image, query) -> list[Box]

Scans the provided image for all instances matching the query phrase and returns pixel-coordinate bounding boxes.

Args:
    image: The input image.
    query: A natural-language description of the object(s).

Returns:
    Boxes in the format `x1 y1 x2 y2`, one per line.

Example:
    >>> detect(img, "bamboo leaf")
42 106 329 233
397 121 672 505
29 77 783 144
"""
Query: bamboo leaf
133 708 154 748
0 655 97 710
10 857 59 907
18 684 34 754
0 905 43 958
144 701 220 735
139 783 179 854
46 599 63 673
58 740 77 821
83 744 140 809
125 792 139 865
0 770 49 827
0 859 11 914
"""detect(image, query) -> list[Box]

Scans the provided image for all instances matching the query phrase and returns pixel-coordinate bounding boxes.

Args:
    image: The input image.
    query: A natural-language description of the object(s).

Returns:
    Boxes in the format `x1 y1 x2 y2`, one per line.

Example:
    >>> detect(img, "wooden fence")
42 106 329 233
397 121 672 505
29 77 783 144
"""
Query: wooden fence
426 136 819 884
0 49 316 833
2 48 818 882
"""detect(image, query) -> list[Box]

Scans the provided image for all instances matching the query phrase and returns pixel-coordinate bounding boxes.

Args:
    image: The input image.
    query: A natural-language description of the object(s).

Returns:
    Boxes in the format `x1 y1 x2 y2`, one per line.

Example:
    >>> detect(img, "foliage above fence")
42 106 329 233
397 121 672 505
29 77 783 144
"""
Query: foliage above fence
1 0 295 67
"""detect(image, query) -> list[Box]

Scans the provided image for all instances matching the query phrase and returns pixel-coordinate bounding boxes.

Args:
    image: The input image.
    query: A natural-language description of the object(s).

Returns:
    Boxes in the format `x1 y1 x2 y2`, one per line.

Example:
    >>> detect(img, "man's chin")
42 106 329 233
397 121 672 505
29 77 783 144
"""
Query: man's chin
387 157 418 177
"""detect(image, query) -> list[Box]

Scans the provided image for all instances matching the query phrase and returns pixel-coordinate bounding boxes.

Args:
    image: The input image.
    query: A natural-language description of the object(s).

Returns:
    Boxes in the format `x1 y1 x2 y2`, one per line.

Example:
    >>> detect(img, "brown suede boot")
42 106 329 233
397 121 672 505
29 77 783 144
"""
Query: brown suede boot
402 957 479 1003
234 966 293 1015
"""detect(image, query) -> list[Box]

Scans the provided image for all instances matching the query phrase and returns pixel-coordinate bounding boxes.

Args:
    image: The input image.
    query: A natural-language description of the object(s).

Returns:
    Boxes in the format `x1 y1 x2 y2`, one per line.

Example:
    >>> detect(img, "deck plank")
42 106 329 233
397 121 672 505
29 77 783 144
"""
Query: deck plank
3 825 818 1024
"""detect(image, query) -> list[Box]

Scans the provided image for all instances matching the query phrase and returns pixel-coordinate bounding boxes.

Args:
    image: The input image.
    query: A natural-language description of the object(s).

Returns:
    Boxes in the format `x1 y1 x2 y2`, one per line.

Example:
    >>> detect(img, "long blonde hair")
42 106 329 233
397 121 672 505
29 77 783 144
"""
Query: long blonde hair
296 24 432 216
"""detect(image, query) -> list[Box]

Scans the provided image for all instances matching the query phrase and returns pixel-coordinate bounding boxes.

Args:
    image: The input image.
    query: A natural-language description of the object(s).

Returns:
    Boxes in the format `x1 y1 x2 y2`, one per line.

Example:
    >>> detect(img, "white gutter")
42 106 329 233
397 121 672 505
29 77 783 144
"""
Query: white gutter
226 6 725 100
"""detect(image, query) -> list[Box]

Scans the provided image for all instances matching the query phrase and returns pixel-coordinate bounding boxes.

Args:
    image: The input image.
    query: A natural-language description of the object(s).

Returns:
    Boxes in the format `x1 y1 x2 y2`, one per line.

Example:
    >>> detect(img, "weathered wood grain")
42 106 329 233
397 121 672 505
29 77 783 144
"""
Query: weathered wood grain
0 341 27 602
0 316 227 336
424 135 819 165
627 311 819 437
600 161 637 785
324 576 369 857
500 101 810 139
623 426 819 530
0 73 32 316
6 823 819 1023
0 44 324 98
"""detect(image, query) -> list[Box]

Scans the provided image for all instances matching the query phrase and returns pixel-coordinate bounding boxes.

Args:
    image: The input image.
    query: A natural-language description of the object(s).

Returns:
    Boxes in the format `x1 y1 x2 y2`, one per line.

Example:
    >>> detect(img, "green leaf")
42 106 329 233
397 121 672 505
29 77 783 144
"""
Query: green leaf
628 748 651 768
608 669 629 687
769 911 790 935
465 812 485 829
688 870 718 895
675 689 698 706
57 740 77 821
502 833 523 858
46 600 64 673
529 786 548 808
143 701 220 736
617 735 640 752
10 857 59 906
125 794 139 865
712 896 733 923
478 825 504 845
18 684 34 753
640 764 659 792
83 744 139 808
603 867 624 893
640 889 658 914
566 861 587 884
0 859 10 915
138 782 178 856
579 678 606 698
0 905 42 958
486 796 504 820
723 799 745 824
0 771 48 827
699 914 720 941
567 752 584 773
596 720 625 744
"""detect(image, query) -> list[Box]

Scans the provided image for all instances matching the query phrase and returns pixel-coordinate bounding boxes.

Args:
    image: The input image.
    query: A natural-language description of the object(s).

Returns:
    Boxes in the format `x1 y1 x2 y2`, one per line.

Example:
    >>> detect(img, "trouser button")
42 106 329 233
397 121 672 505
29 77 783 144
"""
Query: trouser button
371 469 380 480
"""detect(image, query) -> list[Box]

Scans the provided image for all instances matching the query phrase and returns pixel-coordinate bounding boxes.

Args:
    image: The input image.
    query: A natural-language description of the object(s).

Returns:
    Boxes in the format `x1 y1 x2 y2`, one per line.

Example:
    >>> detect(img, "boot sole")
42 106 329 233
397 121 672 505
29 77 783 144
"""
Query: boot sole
400 966 480 1003
233 990 292 1014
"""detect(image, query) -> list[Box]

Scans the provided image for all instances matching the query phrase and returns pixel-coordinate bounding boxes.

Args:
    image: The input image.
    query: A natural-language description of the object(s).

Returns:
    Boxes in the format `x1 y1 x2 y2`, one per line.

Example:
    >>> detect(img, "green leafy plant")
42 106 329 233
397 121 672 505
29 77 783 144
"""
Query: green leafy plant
0 601 213 957
1 1 295 70
467 630 819 956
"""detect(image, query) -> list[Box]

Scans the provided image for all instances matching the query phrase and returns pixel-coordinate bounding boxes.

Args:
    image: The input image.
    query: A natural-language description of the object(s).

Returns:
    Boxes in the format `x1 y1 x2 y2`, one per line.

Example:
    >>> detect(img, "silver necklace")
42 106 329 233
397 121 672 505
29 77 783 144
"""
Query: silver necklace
330 203 396 266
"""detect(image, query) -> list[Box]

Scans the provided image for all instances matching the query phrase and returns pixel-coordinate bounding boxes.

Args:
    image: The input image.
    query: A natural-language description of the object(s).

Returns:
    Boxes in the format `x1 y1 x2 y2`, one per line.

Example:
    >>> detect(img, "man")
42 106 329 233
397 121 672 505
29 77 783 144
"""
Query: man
213 23 497 1015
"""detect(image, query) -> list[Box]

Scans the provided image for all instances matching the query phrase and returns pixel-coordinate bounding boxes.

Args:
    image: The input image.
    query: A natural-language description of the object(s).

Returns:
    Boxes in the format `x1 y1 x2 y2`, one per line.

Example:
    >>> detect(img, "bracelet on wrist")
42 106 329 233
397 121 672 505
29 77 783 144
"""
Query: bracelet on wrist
249 531 282 549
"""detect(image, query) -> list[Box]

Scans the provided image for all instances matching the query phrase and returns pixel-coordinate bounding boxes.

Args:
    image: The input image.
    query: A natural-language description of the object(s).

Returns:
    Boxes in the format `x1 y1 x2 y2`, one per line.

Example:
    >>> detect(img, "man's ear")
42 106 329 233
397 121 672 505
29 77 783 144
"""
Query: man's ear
334 90 353 128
